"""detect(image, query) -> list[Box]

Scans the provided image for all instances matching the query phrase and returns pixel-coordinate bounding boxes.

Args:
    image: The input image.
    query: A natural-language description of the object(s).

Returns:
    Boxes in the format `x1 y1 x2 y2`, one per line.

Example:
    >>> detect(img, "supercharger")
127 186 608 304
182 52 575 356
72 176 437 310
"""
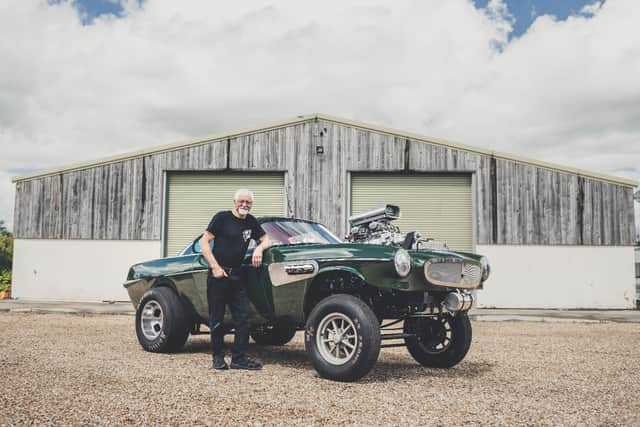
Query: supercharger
346 204 449 251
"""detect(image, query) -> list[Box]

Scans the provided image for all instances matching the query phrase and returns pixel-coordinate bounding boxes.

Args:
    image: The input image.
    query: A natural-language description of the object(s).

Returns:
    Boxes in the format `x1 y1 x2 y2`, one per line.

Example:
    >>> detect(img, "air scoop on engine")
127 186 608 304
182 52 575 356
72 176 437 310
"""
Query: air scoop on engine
347 204 449 251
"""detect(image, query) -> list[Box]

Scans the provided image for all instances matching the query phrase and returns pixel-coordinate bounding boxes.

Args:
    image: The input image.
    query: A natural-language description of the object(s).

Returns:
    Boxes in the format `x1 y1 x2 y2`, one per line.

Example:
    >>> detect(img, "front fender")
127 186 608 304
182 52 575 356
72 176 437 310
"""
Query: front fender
125 276 185 310
318 260 415 291
315 265 366 283
124 277 156 308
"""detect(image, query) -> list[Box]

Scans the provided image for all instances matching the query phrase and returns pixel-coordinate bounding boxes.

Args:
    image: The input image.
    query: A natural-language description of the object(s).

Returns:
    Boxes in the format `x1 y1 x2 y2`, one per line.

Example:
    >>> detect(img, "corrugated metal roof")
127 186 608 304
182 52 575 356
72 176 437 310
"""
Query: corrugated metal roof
11 113 639 187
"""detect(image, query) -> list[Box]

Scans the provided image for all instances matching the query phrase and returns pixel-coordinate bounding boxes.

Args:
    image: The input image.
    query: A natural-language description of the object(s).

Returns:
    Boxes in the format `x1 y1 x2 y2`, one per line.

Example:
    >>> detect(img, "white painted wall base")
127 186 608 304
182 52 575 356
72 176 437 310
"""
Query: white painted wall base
476 245 636 309
11 240 636 308
12 239 162 302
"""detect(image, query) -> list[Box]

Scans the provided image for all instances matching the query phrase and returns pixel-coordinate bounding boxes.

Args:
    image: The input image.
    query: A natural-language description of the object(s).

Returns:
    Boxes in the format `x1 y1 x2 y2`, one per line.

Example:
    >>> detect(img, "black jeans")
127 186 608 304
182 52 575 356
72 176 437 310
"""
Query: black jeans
207 269 250 361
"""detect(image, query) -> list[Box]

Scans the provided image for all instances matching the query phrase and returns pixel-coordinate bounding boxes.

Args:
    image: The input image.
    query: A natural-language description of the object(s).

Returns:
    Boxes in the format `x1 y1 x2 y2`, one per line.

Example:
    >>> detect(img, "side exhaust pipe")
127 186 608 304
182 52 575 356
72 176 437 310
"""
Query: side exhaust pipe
442 291 474 313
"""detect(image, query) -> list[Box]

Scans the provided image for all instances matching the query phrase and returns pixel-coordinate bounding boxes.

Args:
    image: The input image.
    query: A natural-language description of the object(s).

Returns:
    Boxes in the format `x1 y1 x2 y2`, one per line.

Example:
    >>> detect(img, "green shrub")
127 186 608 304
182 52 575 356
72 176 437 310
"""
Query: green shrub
0 269 10 291
0 233 12 272
0 220 13 292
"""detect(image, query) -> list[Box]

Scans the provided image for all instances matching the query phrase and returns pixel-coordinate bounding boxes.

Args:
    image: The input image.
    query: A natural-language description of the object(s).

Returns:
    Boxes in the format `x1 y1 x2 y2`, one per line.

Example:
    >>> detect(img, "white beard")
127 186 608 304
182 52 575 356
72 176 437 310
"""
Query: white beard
238 208 250 216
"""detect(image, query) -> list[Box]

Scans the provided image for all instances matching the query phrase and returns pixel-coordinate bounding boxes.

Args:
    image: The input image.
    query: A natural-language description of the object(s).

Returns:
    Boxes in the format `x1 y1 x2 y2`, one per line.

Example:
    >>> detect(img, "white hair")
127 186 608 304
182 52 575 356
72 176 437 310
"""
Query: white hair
233 188 254 202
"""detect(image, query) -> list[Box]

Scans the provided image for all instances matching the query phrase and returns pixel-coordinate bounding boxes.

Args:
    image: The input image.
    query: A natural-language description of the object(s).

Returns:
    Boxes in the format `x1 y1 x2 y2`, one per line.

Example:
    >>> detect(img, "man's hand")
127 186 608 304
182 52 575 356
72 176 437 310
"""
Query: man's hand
252 246 264 268
212 266 228 279
201 231 227 278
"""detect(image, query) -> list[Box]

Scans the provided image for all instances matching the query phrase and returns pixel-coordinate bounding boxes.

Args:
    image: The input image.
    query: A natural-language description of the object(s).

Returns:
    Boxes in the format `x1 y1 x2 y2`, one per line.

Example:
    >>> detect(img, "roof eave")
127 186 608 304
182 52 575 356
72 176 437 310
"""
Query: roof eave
12 112 639 188
11 114 318 183
314 113 639 188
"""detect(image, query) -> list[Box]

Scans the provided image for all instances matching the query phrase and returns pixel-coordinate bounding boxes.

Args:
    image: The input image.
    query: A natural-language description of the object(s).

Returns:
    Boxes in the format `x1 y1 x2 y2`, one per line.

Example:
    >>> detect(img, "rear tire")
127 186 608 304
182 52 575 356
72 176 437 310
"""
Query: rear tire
305 294 380 382
135 287 191 353
251 319 297 346
404 312 472 368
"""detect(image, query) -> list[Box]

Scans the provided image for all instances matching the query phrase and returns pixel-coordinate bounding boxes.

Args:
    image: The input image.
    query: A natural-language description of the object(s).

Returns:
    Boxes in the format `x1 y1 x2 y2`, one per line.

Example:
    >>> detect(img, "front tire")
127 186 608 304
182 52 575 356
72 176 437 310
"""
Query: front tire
135 287 191 353
305 294 380 382
404 312 472 368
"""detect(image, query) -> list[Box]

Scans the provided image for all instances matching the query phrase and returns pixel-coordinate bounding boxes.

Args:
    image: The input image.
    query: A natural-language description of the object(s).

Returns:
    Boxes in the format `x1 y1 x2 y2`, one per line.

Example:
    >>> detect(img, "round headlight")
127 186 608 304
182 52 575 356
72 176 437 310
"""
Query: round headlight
394 249 411 277
480 256 490 281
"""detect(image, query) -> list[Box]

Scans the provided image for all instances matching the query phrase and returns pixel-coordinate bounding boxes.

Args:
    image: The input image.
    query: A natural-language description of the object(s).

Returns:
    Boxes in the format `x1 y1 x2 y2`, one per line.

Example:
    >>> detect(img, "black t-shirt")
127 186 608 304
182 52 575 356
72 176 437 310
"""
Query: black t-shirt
206 210 266 268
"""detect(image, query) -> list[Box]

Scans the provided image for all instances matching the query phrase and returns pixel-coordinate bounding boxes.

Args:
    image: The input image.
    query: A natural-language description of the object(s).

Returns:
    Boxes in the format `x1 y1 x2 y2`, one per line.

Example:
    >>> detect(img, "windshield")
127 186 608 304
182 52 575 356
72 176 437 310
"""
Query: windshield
178 235 212 256
177 219 341 256
261 220 342 246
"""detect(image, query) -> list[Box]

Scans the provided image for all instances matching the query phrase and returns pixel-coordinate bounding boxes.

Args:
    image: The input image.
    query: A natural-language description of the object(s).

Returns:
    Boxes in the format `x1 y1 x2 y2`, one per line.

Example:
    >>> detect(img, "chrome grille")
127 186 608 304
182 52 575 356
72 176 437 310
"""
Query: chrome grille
427 262 462 283
462 263 481 286
425 259 482 289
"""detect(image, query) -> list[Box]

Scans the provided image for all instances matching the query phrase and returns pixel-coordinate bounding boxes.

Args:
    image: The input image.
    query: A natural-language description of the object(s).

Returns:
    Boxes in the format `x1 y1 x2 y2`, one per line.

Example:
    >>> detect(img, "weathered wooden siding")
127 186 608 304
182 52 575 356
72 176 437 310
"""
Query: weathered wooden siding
62 170 94 239
582 179 636 245
15 141 228 240
475 155 495 245
13 118 636 245
495 160 580 244
317 121 405 233
228 124 306 224
228 121 406 234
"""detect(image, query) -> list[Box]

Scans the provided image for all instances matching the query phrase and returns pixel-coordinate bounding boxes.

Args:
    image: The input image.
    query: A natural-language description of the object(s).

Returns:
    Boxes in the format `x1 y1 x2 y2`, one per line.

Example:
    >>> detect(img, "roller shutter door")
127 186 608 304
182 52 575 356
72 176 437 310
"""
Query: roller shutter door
165 173 285 256
351 174 473 251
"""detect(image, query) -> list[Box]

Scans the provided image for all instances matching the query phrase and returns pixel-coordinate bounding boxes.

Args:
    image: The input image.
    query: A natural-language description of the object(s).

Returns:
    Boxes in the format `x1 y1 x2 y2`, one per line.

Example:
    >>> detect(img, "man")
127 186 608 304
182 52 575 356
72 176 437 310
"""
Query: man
199 189 270 370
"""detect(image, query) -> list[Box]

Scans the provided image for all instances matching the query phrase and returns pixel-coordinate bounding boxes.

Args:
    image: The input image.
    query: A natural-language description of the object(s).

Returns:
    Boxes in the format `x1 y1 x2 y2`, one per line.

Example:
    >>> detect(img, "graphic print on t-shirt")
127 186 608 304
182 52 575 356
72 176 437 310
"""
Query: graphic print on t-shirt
206 211 266 268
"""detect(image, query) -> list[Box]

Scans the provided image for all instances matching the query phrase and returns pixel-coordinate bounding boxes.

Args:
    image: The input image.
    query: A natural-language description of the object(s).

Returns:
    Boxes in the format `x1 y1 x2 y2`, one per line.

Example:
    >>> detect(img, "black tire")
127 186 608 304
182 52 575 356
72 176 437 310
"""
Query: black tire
251 320 297 346
305 294 380 382
135 287 192 353
404 312 472 368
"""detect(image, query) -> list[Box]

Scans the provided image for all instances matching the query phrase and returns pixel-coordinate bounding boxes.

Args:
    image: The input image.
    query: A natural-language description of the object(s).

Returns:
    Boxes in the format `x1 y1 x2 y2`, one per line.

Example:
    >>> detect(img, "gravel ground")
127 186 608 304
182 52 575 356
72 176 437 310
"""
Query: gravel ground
1 313 639 426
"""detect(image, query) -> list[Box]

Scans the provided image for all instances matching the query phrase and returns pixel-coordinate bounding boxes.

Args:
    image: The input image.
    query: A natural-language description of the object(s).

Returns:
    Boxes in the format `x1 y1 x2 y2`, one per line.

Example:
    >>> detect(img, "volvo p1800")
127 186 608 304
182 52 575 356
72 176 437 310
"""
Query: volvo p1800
124 205 490 381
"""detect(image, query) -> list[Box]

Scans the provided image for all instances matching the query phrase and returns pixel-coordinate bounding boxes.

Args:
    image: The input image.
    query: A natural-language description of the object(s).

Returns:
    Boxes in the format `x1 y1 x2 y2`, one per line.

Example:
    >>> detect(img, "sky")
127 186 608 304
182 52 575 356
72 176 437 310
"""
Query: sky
1 0 639 236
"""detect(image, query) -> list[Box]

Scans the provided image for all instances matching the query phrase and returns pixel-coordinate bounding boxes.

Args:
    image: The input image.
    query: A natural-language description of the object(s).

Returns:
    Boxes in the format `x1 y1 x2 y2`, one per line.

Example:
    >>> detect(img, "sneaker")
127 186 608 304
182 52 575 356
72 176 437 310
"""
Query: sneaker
212 354 228 370
230 356 263 370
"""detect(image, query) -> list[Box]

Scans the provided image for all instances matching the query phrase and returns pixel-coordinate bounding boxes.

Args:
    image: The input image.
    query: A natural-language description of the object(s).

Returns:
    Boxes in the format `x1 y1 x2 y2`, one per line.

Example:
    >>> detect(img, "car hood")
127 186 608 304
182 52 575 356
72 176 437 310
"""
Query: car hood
267 243 481 266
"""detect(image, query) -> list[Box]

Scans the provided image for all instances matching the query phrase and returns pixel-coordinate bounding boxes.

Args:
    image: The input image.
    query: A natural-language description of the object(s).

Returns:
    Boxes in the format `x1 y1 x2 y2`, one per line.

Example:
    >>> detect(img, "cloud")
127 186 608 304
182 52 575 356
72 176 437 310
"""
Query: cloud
481 0 515 50
1 0 638 234
580 1 604 17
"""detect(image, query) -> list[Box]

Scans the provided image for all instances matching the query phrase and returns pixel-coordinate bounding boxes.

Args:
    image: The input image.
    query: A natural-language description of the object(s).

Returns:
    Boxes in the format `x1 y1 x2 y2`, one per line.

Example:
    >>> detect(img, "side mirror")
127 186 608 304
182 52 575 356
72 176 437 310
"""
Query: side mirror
191 236 203 254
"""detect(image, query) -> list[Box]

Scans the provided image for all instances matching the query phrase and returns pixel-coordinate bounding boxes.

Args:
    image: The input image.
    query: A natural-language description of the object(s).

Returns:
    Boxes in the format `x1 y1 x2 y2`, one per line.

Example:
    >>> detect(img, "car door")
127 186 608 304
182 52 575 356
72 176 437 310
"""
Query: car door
190 239 274 322
242 245 275 320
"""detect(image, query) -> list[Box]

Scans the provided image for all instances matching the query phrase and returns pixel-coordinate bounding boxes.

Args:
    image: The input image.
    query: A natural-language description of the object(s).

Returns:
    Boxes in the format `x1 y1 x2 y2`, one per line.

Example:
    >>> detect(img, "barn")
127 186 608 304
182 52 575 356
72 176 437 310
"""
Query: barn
11 114 638 308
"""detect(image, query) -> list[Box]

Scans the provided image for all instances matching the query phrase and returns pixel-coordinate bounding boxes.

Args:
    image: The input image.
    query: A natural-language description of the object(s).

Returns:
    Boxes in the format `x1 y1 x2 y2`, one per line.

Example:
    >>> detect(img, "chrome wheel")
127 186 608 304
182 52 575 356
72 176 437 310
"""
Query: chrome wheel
140 300 164 340
316 312 358 365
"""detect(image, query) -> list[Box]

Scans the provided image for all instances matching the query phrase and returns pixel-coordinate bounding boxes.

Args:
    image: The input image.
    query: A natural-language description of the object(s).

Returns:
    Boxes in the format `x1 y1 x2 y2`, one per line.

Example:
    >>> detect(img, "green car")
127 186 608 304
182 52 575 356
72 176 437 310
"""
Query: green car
124 205 490 381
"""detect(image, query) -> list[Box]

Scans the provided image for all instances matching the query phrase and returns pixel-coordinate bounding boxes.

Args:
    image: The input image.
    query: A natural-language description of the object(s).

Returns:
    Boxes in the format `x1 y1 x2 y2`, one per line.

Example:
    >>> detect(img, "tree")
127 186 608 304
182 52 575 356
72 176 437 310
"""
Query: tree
0 219 8 235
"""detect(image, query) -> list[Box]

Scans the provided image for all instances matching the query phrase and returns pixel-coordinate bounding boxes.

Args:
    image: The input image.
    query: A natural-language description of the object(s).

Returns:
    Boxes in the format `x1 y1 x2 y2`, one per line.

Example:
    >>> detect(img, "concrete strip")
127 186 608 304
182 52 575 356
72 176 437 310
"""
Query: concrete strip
470 308 640 323
471 315 603 323
0 300 134 315
1 299 639 322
